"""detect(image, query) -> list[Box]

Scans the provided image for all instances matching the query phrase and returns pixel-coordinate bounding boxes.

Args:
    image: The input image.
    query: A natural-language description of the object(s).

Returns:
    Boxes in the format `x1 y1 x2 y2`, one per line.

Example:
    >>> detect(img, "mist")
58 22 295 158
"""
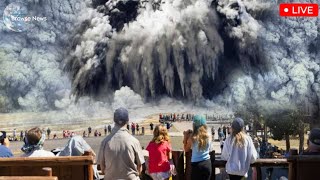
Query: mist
0 0 319 120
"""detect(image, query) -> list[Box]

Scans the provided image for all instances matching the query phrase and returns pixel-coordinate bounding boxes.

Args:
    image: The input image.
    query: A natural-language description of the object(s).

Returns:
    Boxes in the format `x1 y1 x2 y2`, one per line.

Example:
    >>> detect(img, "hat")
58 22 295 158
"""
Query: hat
193 115 206 128
309 128 320 146
0 131 6 139
114 107 129 126
232 118 244 133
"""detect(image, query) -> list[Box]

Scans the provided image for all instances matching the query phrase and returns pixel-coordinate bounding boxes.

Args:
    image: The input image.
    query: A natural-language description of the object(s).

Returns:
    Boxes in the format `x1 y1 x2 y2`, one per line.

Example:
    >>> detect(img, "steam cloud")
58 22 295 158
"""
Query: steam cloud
0 0 319 119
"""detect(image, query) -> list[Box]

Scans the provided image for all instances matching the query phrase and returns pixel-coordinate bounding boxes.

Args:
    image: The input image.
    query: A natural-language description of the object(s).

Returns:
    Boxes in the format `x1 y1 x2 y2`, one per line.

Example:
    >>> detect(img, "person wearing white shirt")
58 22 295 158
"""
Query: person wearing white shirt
221 118 257 180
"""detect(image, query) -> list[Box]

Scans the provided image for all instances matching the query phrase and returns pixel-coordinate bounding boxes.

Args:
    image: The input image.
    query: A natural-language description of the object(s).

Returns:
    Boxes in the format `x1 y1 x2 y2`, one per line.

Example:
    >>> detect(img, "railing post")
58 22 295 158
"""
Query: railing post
41 167 52 176
210 150 215 180
185 151 192 180
288 148 298 180
172 150 184 180
256 167 262 180
289 149 298 156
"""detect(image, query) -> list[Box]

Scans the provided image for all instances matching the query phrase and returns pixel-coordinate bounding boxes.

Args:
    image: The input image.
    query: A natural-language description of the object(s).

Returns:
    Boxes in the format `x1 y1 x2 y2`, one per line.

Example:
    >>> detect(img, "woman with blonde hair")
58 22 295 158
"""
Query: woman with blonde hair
183 115 212 180
146 124 175 180
221 118 257 180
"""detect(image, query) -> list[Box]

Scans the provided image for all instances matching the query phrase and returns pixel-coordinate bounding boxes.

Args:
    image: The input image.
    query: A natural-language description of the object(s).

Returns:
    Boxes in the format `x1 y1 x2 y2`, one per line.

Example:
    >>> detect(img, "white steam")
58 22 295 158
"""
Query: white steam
0 0 319 121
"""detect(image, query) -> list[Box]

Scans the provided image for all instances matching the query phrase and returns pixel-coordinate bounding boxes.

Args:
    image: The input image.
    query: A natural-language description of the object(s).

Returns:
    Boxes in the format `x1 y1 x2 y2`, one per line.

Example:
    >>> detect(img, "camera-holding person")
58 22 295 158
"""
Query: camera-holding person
0 131 13 157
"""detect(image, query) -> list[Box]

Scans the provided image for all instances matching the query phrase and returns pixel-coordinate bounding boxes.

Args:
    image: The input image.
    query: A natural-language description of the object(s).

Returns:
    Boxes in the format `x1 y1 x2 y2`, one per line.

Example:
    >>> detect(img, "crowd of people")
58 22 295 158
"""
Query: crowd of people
159 113 195 122
0 108 319 180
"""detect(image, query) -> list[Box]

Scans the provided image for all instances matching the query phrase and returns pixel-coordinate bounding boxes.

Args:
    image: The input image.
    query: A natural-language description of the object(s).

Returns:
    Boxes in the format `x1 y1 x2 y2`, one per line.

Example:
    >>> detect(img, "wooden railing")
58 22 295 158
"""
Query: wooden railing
0 154 94 180
210 153 288 180
288 155 320 180
170 150 289 180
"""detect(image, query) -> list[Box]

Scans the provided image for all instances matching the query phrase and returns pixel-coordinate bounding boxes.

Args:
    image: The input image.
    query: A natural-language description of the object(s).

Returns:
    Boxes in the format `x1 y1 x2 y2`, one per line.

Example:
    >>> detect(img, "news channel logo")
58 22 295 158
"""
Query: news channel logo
2 2 47 32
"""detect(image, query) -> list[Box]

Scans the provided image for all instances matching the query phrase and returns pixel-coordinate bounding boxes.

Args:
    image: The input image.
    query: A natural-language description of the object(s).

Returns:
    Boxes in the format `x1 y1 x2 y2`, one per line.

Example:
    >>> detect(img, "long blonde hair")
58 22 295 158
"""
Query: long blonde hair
232 130 246 148
151 125 170 144
192 125 209 151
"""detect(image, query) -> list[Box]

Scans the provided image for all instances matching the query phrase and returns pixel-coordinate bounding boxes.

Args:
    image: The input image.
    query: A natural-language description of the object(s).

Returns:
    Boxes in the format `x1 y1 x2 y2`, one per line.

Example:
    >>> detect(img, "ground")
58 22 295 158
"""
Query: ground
268 135 308 151
9 121 222 156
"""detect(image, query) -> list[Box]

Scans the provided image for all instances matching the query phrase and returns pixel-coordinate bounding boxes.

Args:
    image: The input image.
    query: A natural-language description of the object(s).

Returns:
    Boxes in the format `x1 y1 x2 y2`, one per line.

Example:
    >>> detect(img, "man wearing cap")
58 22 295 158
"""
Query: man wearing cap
97 107 145 180
302 128 320 155
0 131 13 157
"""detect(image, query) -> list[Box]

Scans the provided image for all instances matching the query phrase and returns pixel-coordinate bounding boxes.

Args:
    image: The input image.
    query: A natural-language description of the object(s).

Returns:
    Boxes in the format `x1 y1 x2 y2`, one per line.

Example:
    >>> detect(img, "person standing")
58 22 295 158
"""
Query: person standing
136 123 140 135
183 115 212 180
47 128 51 139
97 108 145 180
20 130 24 141
88 127 92 137
146 125 175 179
223 125 227 140
166 122 171 130
108 124 112 134
253 137 260 158
150 122 154 131
104 125 108 136
221 118 257 180
13 129 16 141
211 126 215 141
218 129 225 142
131 123 136 135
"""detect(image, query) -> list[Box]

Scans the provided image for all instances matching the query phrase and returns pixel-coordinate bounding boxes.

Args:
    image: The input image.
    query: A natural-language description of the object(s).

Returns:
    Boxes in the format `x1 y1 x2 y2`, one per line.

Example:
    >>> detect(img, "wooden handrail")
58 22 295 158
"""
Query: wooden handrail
170 150 289 180
288 155 320 180
212 158 288 167
0 156 94 166
287 155 320 162
0 155 94 180
210 151 288 180
0 177 58 180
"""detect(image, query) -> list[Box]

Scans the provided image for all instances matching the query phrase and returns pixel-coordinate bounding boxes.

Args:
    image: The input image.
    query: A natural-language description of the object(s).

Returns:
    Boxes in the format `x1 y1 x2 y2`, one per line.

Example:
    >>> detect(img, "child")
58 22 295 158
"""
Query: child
146 125 175 180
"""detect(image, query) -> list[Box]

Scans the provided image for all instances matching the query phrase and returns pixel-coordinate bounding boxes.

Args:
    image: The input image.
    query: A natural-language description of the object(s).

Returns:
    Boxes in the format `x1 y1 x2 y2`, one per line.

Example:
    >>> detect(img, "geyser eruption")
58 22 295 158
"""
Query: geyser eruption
66 0 227 101
65 0 320 116
0 0 319 120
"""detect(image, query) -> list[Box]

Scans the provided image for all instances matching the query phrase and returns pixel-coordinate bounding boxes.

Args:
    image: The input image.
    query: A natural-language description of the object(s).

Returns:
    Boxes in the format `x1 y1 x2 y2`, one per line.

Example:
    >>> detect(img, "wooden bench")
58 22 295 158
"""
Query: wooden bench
288 155 320 180
0 155 94 180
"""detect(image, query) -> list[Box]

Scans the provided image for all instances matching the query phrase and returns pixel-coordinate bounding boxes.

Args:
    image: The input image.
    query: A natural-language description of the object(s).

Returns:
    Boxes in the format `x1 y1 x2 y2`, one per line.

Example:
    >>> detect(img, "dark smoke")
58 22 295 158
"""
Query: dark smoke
1 0 319 119
66 0 269 103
